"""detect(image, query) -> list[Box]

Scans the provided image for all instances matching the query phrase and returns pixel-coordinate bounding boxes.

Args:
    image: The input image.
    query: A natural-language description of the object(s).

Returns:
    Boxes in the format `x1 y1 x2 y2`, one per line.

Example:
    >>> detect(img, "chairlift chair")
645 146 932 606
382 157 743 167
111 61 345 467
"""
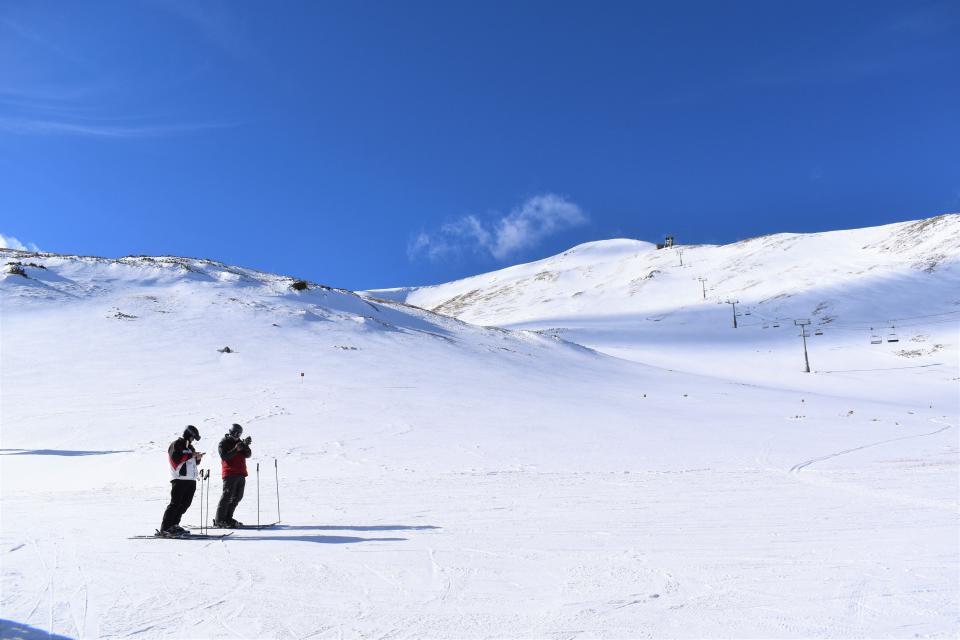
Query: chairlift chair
869 329 882 345
772 321 780 328
886 325 900 343
814 329 823 336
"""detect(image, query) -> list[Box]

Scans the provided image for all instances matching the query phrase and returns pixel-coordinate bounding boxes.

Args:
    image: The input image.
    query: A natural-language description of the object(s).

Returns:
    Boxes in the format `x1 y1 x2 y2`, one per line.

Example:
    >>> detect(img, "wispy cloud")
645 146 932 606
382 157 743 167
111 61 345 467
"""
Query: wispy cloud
0 8 241 139
144 0 250 59
0 233 41 252
0 16 98 70
0 85 102 112
409 194 589 262
0 116 234 138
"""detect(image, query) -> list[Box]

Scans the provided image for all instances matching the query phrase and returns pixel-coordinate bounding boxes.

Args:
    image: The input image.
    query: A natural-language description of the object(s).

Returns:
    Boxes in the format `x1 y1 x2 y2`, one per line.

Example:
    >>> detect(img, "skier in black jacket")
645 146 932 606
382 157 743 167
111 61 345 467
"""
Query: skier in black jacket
159 425 203 537
214 423 252 528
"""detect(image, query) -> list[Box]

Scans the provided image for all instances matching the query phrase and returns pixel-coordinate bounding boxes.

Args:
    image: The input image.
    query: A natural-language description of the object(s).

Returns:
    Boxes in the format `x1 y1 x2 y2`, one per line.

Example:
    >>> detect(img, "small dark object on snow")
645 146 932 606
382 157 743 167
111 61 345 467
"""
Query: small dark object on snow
6 264 27 277
290 280 309 291
218 346 233 353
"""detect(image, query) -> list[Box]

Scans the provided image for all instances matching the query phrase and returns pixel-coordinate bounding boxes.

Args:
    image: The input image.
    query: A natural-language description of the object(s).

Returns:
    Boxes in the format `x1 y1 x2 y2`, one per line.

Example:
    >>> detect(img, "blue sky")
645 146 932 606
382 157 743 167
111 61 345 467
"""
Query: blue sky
1 0 957 289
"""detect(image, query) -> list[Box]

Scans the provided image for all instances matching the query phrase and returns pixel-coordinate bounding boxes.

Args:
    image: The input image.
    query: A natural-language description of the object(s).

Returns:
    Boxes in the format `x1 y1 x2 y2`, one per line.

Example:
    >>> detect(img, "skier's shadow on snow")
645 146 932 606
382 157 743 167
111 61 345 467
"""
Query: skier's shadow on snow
0 618 74 640
274 524 441 532
226 525 441 544
0 448 133 456
230 534 408 544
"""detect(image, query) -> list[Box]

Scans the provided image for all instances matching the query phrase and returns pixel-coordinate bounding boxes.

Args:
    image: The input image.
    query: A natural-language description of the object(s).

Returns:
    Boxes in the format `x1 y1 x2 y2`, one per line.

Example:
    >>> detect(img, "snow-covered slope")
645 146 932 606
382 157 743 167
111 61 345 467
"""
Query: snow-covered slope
370 214 960 401
1 245 957 639
375 215 960 324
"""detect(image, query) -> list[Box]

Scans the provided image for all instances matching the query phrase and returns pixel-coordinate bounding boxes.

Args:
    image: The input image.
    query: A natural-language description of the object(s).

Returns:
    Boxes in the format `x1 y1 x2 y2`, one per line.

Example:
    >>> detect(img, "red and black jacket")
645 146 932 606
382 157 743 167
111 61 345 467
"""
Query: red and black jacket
219 435 251 478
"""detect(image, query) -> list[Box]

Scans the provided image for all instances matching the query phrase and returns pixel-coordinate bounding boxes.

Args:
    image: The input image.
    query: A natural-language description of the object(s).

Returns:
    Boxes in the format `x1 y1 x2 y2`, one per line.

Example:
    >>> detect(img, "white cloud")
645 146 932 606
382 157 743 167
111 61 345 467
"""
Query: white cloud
0 117 234 138
409 194 588 262
407 230 452 262
0 233 41 252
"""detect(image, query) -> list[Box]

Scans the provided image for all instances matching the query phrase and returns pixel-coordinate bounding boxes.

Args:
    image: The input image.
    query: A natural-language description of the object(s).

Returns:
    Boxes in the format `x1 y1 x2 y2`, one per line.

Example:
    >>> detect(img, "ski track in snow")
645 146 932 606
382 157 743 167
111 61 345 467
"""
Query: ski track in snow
789 418 955 475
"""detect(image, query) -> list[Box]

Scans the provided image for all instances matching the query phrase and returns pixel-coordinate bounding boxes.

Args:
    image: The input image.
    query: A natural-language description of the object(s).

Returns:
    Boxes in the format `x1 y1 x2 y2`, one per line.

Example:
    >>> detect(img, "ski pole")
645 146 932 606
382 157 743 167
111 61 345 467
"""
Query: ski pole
256 462 260 530
274 458 281 523
203 471 207 535
199 469 205 535
199 470 204 535
205 469 211 535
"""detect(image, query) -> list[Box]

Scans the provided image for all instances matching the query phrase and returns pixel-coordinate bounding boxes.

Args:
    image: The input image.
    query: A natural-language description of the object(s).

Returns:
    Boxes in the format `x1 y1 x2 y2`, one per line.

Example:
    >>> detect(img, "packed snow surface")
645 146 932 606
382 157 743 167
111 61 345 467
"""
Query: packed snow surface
2 215 959 639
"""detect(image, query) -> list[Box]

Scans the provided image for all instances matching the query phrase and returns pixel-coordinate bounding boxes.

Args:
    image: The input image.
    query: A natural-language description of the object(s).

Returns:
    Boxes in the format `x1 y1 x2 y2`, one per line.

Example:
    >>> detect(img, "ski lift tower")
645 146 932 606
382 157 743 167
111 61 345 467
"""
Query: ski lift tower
794 319 812 373
657 235 675 250
725 300 740 328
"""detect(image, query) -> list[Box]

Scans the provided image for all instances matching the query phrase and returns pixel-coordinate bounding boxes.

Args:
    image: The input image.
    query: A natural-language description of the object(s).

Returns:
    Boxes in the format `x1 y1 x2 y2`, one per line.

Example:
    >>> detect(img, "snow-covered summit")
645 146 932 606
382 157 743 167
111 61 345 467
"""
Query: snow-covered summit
369 214 960 328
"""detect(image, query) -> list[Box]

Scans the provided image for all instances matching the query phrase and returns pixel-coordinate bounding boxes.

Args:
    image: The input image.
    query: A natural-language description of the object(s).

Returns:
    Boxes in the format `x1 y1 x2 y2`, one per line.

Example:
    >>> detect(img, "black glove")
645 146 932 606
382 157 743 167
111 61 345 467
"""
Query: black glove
243 436 252 445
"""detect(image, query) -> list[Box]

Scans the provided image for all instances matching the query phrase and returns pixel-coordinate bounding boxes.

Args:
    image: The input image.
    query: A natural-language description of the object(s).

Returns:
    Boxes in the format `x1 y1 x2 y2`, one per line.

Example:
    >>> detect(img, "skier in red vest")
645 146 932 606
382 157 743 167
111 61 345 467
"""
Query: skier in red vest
214 423 252 528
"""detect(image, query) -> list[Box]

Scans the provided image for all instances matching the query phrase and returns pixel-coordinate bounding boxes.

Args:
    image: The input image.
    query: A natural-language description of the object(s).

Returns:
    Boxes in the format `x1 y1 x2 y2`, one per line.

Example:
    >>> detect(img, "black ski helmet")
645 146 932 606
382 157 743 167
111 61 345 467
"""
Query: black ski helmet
183 425 201 441
229 423 243 437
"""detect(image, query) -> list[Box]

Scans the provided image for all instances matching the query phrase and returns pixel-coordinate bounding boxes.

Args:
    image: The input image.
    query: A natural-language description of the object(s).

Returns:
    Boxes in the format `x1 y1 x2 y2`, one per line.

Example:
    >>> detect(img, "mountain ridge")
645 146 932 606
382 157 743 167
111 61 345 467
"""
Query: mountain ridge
366 213 960 326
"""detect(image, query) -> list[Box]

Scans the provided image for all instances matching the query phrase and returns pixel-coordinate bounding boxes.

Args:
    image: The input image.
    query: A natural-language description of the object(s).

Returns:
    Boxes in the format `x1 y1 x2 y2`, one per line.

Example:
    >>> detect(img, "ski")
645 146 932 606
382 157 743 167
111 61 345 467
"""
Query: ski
185 522 279 530
129 531 234 540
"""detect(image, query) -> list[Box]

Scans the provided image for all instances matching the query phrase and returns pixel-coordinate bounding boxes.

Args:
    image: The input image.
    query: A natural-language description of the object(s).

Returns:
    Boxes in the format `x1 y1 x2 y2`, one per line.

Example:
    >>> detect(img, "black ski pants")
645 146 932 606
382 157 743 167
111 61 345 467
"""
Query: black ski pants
216 475 246 522
161 480 196 531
